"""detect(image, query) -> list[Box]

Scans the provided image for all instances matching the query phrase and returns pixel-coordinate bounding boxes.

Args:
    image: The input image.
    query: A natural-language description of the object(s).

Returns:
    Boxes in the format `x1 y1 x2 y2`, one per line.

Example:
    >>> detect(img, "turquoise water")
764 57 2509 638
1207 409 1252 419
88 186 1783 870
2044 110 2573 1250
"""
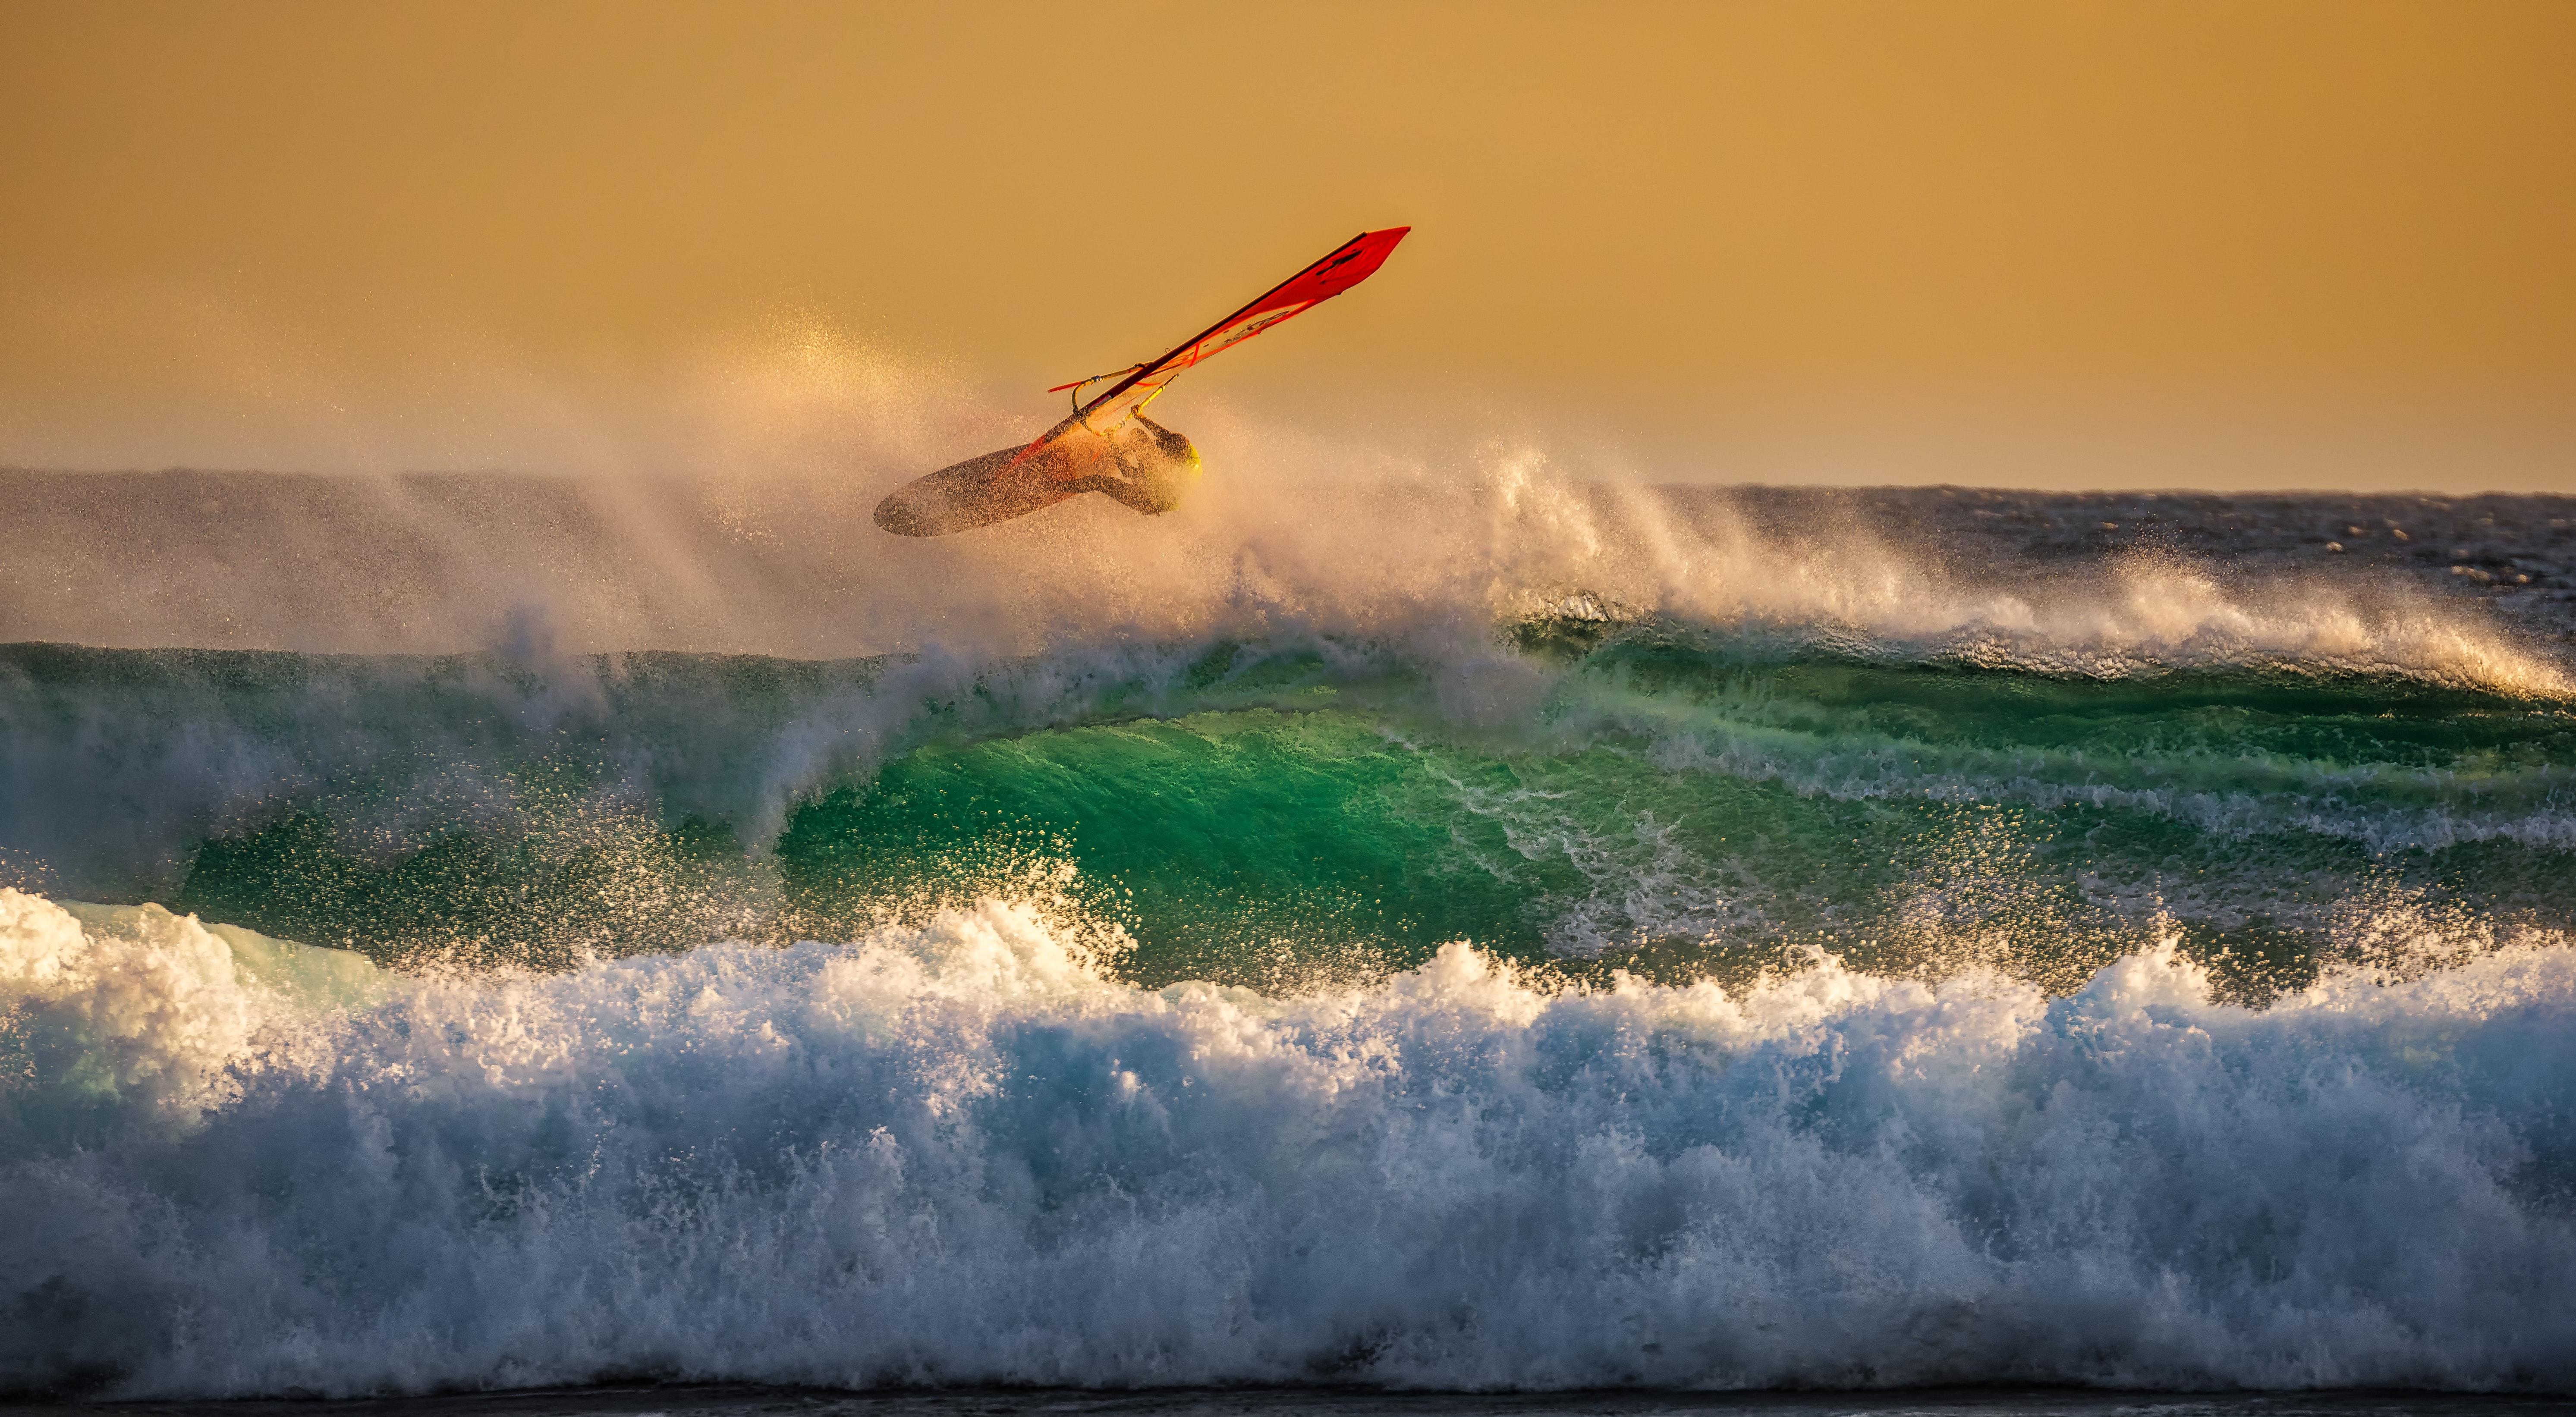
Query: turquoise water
22 628 2551 1002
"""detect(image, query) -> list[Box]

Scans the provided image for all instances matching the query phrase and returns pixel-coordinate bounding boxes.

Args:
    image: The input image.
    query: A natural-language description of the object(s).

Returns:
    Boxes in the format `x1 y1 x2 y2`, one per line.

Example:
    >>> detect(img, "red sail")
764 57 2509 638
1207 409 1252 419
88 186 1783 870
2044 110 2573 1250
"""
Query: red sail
1065 226 1411 433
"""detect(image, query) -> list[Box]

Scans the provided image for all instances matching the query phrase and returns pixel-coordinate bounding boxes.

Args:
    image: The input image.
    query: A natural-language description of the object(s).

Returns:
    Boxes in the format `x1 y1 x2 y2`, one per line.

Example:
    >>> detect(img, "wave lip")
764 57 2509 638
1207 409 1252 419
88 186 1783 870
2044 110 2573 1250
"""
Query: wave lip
4 889 2574 1397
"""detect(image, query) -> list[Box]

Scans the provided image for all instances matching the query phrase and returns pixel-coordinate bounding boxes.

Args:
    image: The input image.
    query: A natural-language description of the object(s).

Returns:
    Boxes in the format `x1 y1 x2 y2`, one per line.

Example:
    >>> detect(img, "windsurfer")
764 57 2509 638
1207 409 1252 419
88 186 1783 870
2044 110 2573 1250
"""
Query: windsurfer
1060 412 1201 515
873 226 1405 536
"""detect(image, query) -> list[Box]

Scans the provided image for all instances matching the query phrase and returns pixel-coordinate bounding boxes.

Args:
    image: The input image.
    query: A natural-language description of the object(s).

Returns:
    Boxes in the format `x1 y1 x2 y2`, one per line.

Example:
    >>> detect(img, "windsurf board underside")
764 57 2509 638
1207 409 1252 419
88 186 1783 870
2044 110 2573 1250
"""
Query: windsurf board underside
872 446 1079 537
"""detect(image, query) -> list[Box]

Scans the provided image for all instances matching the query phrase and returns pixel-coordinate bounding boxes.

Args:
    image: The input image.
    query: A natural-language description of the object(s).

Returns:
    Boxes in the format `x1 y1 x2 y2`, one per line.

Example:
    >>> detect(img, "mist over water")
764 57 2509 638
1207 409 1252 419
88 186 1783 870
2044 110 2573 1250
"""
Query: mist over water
6 358 2576 1398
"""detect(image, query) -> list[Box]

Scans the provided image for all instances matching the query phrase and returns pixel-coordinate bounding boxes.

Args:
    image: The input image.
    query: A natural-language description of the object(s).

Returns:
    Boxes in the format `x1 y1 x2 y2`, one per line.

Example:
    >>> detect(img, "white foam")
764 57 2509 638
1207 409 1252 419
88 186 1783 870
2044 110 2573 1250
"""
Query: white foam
0 891 264 1123
4 889 2572 1396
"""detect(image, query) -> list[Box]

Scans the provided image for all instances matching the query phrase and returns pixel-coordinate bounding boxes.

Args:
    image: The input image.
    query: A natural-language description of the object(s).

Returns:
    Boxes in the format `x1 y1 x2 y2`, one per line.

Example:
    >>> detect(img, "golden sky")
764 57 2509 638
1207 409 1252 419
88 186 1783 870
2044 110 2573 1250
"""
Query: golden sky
4 1 2573 486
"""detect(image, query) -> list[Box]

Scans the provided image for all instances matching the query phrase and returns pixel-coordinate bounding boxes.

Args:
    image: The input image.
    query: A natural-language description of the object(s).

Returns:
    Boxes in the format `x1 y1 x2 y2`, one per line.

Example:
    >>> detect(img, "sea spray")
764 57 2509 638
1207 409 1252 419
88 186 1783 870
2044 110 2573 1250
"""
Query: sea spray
6 481 2576 1396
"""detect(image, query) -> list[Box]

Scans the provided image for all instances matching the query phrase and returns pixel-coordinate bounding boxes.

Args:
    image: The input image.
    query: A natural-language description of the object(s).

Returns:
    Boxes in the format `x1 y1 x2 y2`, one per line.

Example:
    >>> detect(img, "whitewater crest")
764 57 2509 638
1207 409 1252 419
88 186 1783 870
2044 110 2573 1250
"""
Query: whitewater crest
1478 476 2570 698
4 886 2574 1396
10 446 2571 703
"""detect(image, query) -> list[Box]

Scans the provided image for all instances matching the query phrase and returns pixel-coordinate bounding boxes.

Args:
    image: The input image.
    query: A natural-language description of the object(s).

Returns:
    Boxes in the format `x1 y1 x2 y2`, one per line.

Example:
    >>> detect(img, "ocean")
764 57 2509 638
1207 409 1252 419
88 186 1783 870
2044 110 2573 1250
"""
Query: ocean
4 471 2575 1404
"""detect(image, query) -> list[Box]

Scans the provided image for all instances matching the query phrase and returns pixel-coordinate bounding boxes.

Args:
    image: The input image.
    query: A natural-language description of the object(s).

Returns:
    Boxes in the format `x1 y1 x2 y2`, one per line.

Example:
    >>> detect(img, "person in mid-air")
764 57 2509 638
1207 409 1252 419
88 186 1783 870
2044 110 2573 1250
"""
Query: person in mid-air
874 226 1406 537
1061 412 1201 516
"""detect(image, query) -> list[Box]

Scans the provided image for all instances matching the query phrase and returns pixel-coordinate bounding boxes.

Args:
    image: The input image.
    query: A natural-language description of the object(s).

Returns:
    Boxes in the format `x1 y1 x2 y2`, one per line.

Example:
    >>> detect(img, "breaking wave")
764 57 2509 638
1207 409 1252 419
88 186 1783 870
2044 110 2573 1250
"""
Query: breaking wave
7 462 2576 1398
5 889 2575 1396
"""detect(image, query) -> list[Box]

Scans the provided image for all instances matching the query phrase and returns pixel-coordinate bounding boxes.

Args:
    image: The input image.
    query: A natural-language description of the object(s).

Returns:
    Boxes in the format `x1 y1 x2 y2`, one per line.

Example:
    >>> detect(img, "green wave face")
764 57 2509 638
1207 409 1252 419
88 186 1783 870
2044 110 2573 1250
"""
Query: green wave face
756 640 2576 999
140 632 2576 997
8 626 2547 995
